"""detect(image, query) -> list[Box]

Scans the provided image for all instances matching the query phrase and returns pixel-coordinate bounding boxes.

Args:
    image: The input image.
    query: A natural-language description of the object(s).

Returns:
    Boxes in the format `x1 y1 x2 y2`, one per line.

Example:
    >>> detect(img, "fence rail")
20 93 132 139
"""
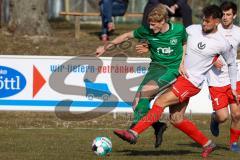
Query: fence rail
1 0 240 25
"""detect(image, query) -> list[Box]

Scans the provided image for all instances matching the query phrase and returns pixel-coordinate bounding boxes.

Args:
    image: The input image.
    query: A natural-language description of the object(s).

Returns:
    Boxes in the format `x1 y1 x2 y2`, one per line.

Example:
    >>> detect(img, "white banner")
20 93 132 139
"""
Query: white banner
0 55 237 113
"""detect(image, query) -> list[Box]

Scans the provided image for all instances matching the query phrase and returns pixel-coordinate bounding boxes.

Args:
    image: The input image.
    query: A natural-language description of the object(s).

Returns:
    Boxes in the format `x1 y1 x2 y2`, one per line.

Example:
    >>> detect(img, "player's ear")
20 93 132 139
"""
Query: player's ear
233 14 237 20
215 18 220 26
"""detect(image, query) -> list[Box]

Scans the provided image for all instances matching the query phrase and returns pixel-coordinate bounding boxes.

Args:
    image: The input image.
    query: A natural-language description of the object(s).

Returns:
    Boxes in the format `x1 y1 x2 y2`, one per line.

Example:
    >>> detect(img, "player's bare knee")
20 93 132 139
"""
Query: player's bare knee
169 113 184 125
154 98 168 108
141 81 159 98
217 115 229 123
155 92 176 108
231 111 240 122
215 110 229 123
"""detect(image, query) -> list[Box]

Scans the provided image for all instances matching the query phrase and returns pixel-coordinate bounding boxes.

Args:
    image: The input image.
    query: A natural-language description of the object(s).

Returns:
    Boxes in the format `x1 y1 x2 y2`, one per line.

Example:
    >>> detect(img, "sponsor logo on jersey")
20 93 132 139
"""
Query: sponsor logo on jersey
198 42 206 50
0 66 26 98
157 47 174 55
170 38 178 45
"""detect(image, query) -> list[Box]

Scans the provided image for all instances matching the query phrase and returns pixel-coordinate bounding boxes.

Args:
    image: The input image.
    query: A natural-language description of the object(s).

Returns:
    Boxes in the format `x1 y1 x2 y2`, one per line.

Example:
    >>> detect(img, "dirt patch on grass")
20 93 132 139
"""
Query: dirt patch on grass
0 21 145 57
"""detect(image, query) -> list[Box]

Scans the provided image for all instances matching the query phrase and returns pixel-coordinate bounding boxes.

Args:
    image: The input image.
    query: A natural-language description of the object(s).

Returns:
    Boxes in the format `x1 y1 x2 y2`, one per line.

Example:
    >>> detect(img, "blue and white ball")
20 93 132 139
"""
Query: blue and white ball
92 136 112 156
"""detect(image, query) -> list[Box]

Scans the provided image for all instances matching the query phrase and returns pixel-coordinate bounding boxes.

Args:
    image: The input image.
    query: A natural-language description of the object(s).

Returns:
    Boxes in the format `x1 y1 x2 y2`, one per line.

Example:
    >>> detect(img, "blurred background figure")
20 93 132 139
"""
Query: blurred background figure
142 0 192 27
99 0 128 41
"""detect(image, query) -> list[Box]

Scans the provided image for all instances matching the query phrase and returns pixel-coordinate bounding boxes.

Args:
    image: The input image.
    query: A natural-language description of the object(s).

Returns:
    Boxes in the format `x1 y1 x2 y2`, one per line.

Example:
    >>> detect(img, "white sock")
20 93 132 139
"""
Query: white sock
129 129 138 137
203 140 212 148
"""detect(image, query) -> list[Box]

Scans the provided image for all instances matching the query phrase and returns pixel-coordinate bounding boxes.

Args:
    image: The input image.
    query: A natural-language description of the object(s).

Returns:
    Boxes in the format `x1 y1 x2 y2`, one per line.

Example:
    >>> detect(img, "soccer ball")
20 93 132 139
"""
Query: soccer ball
92 136 112 156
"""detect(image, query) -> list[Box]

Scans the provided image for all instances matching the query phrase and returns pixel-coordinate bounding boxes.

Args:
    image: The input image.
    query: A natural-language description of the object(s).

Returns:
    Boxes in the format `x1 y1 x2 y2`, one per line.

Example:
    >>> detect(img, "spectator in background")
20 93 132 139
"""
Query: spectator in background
99 0 128 42
142 0 192 27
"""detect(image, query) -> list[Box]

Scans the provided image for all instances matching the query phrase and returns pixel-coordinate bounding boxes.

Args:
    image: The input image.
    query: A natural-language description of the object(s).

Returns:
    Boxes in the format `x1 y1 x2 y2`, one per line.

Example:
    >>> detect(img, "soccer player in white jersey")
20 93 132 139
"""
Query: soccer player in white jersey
113 5 238 158
207 1 240 152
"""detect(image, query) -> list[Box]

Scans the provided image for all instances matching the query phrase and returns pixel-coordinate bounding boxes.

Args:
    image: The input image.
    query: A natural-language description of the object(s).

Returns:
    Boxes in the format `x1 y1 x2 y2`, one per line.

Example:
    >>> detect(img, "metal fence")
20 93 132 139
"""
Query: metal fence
58 0 147 23
1 0 240 25
48 0 240 24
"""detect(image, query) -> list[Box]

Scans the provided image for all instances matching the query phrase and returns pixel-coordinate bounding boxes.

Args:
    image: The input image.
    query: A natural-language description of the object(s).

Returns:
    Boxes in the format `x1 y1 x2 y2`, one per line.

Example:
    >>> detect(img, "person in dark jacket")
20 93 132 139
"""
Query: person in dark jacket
142 0 192 27
99 0 128 41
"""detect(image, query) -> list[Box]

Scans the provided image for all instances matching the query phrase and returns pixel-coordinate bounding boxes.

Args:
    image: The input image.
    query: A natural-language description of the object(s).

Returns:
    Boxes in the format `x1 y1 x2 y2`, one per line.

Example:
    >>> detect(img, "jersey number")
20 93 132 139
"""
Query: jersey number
214 98 219 106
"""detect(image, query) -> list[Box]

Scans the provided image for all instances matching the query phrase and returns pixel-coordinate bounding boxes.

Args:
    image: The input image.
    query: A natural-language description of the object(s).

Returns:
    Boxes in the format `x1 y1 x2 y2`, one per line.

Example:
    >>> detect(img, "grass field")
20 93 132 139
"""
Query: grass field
0 112 239 160
0 21 240 160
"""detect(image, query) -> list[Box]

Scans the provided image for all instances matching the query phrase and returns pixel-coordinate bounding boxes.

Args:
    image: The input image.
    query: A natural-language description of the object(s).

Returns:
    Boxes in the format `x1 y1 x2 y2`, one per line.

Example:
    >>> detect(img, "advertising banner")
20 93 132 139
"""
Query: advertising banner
0 55 237 113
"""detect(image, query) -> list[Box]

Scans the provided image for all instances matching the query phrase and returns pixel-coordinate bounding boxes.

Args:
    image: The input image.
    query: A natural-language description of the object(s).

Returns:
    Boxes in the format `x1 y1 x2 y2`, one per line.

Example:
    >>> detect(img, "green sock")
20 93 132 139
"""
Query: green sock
133 98 150 124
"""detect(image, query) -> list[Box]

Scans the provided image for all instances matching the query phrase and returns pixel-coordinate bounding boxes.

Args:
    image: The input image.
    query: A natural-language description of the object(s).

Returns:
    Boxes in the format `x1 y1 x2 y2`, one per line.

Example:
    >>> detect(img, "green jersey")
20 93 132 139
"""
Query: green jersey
133 22 187 69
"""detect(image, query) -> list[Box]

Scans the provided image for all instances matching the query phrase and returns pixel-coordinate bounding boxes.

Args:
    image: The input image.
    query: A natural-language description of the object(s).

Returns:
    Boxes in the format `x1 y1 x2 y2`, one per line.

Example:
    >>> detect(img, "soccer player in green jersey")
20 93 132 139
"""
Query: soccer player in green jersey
96 4 187 148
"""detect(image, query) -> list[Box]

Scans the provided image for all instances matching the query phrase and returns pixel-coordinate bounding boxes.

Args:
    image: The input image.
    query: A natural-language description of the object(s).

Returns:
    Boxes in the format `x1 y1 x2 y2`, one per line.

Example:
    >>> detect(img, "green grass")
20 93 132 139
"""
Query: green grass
0 112 239 160
1 18 240 160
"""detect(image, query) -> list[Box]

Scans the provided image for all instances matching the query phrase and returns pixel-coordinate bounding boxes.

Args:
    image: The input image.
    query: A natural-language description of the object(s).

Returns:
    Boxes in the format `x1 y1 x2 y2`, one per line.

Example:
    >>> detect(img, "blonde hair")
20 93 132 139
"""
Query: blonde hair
147 4 168 23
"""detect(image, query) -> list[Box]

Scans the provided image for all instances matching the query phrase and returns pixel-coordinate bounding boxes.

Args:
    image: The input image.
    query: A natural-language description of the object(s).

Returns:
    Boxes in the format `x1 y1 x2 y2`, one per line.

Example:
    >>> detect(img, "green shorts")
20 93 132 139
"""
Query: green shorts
137 62 179 93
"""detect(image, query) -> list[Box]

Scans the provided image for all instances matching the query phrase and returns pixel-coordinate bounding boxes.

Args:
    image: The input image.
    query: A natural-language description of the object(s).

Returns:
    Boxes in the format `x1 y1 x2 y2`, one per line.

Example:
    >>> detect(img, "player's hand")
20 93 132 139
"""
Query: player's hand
136 43 149 54
232 89 239 105
179 63 189 78
168 4 178 14
163 4 175 14
96 46 106 57
213 59 223 70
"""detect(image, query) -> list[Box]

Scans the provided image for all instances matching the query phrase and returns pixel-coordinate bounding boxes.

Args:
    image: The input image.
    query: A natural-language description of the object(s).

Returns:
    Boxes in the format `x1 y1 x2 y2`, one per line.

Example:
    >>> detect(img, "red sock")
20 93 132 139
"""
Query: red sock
173 119 209 146
230 128 240 145
132 104 164 134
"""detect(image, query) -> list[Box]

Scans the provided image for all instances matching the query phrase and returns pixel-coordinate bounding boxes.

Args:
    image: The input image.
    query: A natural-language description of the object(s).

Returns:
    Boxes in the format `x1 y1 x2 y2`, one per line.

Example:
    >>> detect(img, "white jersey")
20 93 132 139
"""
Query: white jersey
207 24 240 87
184 24 237 89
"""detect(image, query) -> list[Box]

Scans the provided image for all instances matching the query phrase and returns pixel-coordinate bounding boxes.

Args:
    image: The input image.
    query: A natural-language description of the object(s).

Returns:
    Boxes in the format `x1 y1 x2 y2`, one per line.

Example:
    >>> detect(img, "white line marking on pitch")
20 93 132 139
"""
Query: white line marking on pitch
18 128 117 130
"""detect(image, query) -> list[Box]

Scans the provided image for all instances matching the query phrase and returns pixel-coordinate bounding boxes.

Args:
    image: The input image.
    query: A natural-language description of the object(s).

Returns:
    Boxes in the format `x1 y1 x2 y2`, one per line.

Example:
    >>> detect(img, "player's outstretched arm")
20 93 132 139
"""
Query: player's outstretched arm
221 46 238 103
178 43 188 78
96 31 134 57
